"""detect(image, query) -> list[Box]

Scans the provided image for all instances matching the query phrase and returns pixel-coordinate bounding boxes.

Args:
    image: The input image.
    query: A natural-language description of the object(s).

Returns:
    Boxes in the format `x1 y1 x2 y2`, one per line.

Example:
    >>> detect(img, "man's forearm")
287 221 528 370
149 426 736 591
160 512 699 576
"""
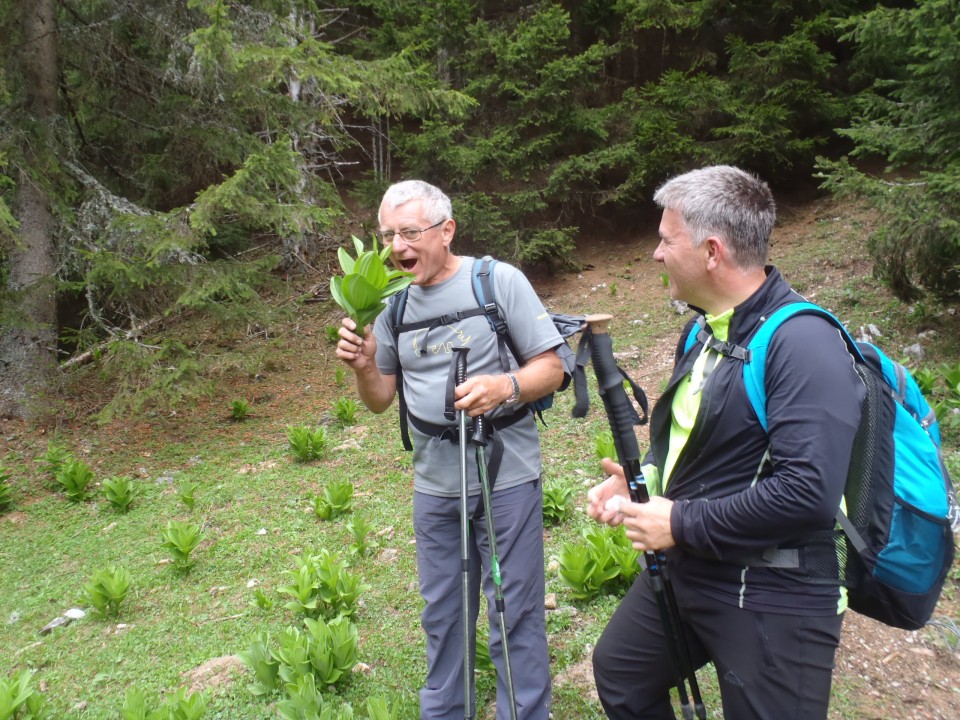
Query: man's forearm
512 350 564 403
354 365 397 414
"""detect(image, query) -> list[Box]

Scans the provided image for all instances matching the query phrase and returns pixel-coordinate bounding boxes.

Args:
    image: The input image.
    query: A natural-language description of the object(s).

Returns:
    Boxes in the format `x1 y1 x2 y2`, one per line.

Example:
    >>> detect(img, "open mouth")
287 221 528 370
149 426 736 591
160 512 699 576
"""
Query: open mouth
399 258 417 271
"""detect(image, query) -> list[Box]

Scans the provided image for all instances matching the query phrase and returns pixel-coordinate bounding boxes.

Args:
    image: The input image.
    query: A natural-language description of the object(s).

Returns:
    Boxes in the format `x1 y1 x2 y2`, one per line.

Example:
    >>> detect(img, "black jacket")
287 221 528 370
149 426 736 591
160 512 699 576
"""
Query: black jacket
650 267 864 614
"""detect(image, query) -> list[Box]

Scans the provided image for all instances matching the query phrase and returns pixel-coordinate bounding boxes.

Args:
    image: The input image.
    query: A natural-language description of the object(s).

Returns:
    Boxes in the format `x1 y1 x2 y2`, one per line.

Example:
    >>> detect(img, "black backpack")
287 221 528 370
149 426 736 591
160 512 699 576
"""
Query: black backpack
386 256 584 453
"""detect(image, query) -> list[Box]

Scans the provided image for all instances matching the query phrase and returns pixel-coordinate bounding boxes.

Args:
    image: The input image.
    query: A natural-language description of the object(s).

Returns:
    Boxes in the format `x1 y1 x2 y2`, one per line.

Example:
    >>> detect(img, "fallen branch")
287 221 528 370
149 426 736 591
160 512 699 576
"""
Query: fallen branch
60 316 165 370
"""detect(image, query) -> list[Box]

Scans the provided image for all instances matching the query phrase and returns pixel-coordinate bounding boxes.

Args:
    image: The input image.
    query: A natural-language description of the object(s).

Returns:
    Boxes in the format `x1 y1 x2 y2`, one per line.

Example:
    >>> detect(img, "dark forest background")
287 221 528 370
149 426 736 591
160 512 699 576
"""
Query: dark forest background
2 0 959 420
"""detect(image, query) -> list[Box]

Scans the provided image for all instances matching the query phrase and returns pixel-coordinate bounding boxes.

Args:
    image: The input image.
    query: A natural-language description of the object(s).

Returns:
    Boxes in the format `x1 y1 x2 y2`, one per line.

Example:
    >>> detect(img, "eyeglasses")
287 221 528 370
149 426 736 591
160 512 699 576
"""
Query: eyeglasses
377 220 445 245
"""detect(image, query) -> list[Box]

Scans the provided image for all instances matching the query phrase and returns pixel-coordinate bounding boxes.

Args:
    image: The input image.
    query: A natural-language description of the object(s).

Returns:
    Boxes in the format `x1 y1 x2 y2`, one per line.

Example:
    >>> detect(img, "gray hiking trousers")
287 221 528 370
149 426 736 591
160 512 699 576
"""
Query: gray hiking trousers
413 479 551 720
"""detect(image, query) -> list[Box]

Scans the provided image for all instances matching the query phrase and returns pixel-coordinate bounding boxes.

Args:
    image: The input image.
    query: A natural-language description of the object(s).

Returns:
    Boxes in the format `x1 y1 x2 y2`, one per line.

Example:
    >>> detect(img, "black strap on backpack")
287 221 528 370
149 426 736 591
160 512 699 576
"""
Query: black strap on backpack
386 258 619 479
388 256 550 451
473 256 589 425
386 263 535 471
473 257 521 380
570 325 648 424
387 288 415 452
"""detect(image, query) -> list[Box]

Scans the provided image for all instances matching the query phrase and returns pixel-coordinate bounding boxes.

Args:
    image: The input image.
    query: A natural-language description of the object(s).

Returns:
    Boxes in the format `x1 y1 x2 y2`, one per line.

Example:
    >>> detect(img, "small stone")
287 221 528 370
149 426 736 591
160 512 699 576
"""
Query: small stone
544 593 557 610
64 608 86 620
39 616 70 635
902 343 924 361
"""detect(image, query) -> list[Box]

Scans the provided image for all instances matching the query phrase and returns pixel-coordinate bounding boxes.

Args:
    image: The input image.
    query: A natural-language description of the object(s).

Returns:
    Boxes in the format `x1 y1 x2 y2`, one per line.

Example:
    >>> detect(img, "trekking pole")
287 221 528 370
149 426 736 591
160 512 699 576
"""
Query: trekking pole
453 347 475 720
585 314 706 720
471 414 518 720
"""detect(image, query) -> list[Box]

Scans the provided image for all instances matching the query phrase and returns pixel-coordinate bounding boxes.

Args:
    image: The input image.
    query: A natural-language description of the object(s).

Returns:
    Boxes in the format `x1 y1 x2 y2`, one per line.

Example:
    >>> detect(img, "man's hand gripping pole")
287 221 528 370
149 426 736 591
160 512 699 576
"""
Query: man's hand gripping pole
585 314 706 720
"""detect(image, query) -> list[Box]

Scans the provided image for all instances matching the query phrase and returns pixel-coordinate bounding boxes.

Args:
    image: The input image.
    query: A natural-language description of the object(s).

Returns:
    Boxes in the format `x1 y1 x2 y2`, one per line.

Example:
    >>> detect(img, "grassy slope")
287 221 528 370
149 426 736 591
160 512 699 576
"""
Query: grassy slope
0 197 958 719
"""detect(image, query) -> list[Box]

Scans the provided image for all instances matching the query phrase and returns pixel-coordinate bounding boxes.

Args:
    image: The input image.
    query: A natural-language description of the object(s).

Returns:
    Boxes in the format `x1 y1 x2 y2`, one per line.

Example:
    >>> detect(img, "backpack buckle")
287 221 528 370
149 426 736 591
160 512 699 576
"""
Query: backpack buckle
481 303 507 334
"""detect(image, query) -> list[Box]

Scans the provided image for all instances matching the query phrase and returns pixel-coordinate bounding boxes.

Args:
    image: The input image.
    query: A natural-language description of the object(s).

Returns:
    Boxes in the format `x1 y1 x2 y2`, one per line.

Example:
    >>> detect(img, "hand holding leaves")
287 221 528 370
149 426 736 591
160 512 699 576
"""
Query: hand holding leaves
329 236 414 330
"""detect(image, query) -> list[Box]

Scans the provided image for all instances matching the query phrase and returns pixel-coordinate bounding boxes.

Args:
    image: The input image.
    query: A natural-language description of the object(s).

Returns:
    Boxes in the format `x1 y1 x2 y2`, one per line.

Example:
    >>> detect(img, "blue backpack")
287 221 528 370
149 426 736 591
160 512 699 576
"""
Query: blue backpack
685 301 958 630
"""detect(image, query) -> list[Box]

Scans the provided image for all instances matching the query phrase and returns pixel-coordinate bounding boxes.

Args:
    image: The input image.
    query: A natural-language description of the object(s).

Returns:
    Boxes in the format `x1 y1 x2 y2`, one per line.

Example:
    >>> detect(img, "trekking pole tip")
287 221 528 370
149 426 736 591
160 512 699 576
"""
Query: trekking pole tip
585 313 613 333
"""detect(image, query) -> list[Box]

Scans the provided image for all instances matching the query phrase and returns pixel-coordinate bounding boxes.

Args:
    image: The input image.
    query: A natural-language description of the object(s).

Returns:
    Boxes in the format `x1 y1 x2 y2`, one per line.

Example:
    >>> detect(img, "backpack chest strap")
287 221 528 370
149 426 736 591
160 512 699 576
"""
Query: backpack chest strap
696 327 752 361
395 306 490 335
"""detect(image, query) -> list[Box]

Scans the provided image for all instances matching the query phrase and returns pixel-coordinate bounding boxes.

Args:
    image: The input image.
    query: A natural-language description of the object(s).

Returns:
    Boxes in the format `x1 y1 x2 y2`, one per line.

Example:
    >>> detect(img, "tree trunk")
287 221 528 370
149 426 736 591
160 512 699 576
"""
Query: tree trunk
0 0 59 419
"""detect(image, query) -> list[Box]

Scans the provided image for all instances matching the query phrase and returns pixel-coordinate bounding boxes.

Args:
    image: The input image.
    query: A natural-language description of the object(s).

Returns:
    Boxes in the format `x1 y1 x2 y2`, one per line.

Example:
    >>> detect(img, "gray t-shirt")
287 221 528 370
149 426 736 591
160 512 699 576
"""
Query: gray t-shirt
373 256 562 497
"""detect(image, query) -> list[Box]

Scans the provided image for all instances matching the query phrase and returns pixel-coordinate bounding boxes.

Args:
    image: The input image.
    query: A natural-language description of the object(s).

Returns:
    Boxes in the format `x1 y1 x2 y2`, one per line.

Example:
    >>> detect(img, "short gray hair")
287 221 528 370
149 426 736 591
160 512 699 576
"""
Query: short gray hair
379 180 452 225
653 165 775 268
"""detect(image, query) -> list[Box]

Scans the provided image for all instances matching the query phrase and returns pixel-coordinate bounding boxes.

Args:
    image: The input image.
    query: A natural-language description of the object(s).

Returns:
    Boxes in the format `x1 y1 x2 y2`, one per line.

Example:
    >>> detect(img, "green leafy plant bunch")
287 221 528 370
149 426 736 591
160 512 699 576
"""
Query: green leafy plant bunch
56 458 95 502
120 687 208 720
288 425 328 463
0 465 13 513
240 616 359 701
329 237 413 331
83 565 132 618
102 476 136 513
313 480 353 521
230 399 251 422
160 520 203 572
542 482 573 526
0 669 51 719
558 524 640 602
278 550 367 620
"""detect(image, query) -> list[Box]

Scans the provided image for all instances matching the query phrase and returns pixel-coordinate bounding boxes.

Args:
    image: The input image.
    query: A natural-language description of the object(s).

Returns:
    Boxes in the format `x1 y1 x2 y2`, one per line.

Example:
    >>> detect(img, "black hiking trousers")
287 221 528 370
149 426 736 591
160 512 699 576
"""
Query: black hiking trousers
592 570 844 719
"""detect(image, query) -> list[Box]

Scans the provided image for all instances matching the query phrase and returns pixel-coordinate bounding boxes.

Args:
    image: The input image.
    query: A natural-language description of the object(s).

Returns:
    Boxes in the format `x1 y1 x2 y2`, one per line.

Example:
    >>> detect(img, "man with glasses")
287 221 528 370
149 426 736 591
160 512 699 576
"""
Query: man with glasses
336 179 564 719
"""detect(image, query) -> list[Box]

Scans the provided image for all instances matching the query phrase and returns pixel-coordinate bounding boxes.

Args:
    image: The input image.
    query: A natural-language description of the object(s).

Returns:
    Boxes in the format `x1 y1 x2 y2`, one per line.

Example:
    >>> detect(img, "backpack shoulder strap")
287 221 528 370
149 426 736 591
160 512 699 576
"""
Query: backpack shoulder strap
471 256 515 372
389 288 408 338
472 256 495 306
387 289 413 451
744 301 864 431
472 256 505 332
682 316 705 355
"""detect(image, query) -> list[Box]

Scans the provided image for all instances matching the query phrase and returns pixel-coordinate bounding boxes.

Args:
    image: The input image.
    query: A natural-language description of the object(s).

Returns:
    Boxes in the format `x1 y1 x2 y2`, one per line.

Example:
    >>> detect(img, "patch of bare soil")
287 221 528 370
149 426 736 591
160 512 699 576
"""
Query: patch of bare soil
181 655 246 695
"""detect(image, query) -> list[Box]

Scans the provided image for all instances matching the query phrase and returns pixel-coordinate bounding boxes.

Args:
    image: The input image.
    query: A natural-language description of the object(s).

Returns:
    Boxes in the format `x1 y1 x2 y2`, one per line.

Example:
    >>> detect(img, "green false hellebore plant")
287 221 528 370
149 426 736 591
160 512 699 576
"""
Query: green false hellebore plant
329 237 414 330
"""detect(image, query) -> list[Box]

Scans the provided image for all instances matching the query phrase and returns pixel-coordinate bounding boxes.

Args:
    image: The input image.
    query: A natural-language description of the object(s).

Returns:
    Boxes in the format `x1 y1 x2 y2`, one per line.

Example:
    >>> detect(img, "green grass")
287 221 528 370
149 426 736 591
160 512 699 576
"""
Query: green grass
1 203 958 719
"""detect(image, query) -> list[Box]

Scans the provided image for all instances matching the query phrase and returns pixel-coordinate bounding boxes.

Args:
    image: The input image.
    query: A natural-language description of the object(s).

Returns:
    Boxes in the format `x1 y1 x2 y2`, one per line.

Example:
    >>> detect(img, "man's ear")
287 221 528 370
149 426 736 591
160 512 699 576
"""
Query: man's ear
442 218 456 247
704 235 724 270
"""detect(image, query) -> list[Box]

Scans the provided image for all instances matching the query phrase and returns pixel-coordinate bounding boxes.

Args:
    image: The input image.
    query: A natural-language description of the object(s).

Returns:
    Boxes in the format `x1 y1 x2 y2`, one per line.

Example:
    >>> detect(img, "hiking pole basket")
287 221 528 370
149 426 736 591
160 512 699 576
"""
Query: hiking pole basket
584 314 706 720
472 414 519 720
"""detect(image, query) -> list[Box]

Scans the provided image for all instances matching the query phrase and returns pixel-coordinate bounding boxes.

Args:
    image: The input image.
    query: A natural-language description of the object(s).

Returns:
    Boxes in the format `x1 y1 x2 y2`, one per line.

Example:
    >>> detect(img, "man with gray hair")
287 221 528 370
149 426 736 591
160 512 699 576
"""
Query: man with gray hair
587 165 863 718
337 179 563 719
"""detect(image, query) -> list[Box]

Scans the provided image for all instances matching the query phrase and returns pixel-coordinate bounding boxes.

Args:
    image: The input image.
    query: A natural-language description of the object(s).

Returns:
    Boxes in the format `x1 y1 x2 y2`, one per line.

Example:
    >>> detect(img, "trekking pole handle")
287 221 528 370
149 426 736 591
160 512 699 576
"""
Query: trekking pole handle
455 349 468 386
472 415 488 446
585 314 649 504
